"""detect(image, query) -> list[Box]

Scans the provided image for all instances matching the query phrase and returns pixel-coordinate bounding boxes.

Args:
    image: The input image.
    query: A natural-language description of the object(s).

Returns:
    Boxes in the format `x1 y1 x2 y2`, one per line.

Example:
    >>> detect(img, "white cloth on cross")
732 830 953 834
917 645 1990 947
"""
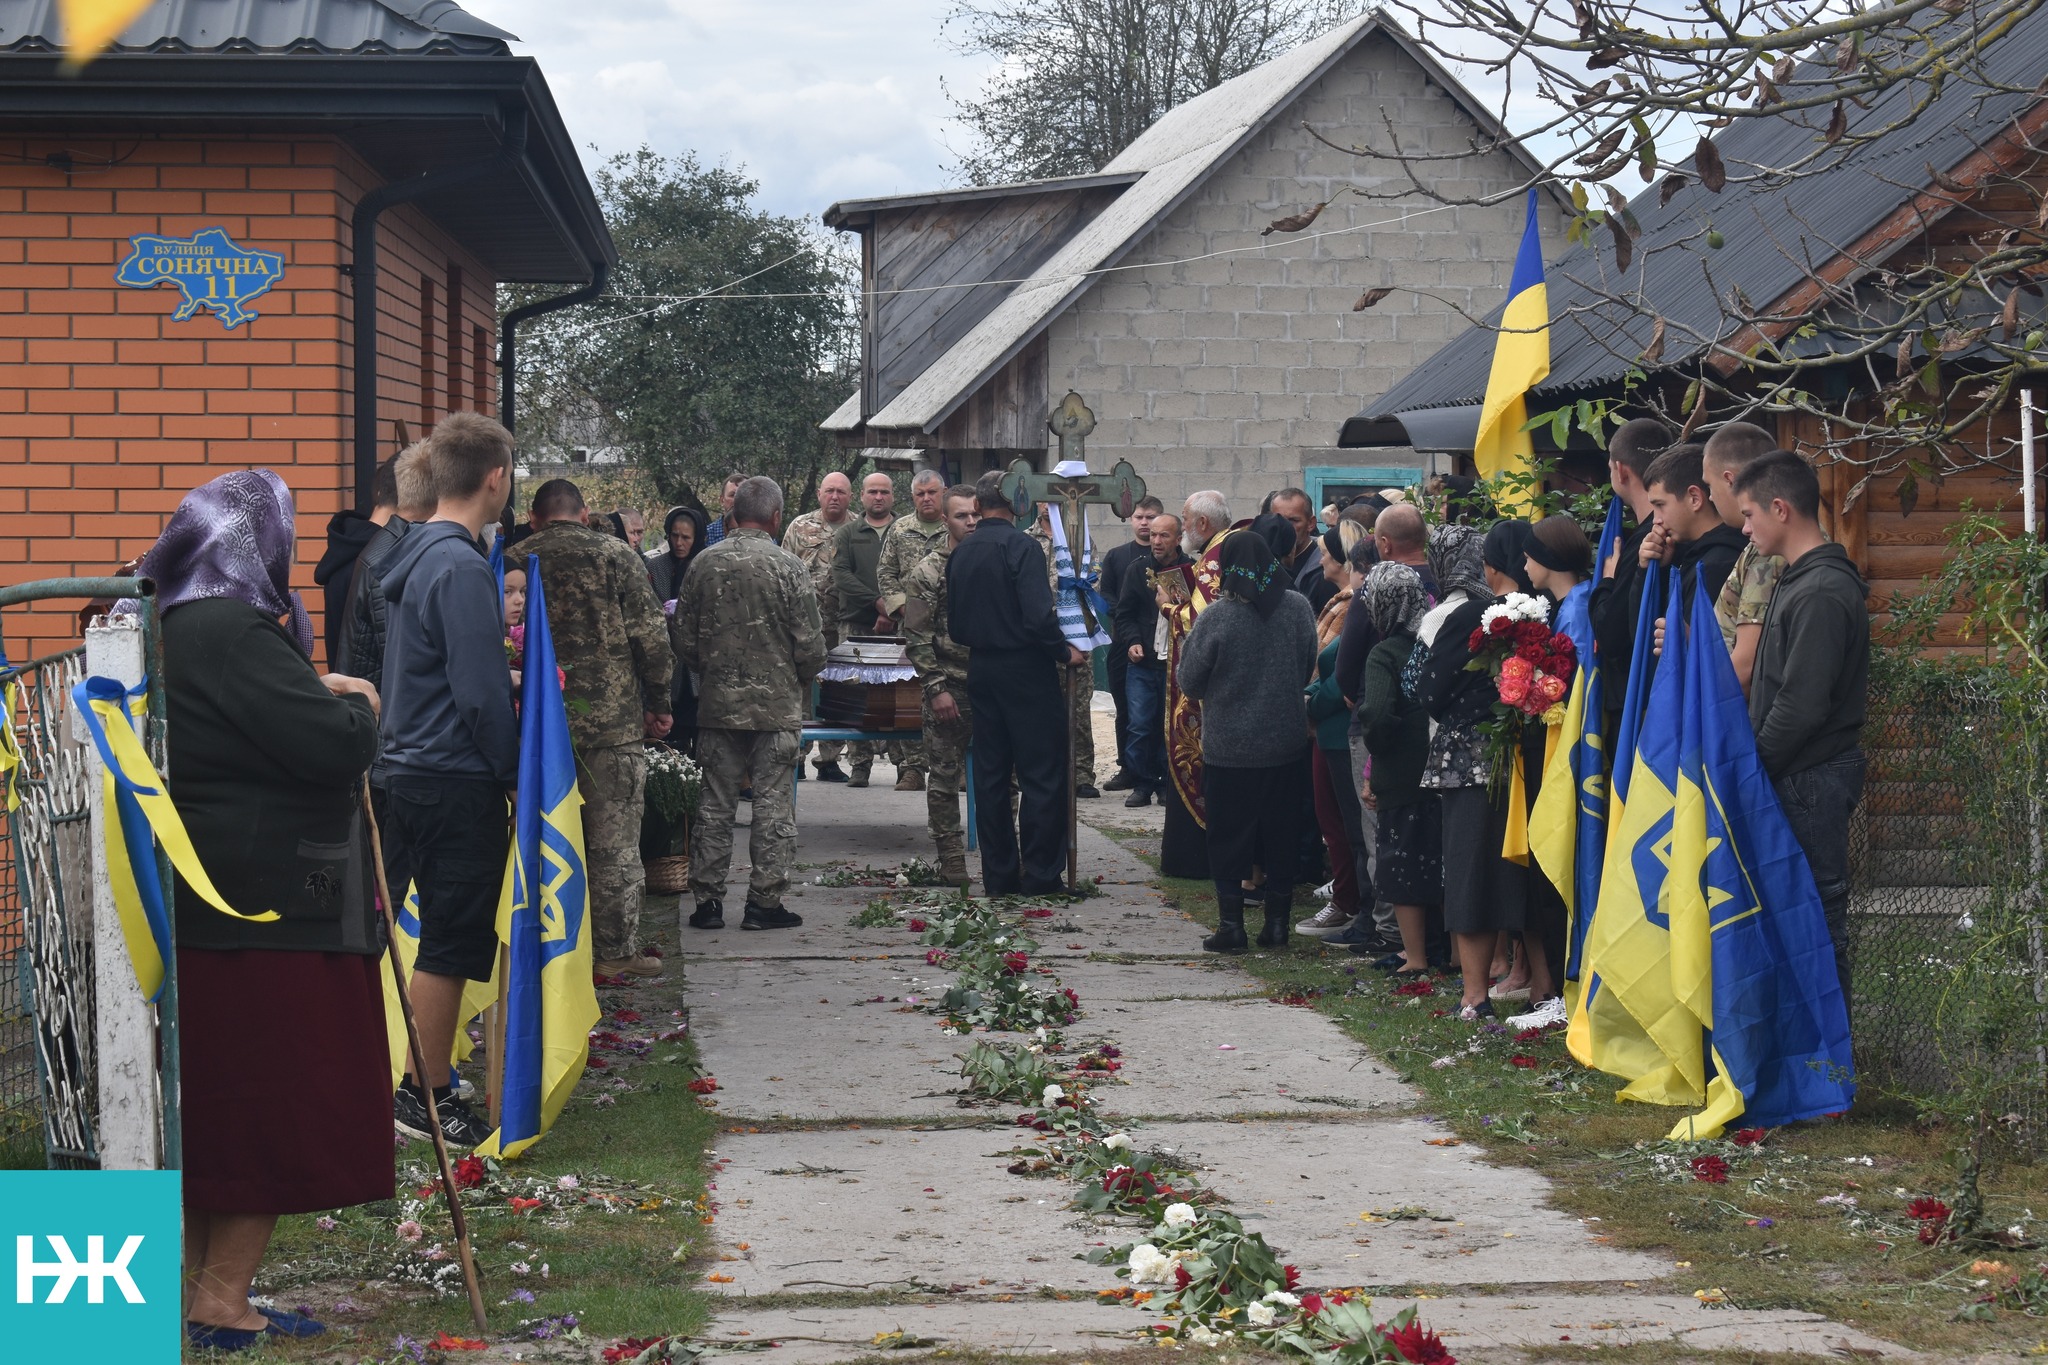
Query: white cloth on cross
1047 461 1113 651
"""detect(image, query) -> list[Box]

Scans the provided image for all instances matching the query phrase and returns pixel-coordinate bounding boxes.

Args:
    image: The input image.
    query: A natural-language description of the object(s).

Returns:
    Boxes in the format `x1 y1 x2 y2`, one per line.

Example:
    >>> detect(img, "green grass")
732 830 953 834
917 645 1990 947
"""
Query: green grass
221 955 721 1362
1122 850 2048 1358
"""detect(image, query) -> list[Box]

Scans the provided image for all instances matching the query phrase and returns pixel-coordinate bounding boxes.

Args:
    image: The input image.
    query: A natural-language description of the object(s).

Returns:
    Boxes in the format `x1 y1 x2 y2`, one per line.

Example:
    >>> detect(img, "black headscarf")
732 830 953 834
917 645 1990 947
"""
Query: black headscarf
651 505 708 602
1216 529 1290 618
1482 520 1536 596
1250 512 1297 567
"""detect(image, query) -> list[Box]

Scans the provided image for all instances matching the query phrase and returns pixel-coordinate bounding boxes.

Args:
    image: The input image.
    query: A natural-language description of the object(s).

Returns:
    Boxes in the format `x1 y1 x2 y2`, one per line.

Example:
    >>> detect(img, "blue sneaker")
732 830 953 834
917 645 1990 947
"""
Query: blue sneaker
1321 917 1379 947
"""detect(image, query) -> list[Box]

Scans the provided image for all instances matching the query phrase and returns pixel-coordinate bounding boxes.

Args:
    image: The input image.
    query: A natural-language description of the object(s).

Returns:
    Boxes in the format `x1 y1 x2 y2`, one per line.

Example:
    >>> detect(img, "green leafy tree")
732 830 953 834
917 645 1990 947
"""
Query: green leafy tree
506 148 859 510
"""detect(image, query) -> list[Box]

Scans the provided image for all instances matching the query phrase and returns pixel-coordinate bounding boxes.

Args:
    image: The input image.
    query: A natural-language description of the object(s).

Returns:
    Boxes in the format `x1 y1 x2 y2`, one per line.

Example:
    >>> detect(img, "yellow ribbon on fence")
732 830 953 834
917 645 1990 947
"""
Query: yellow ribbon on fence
72 676 278 1001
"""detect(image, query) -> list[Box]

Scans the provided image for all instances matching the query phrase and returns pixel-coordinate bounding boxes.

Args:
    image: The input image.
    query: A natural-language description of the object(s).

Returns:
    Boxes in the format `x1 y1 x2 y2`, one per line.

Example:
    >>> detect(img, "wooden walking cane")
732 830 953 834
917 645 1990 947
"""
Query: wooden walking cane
361 783 490 1335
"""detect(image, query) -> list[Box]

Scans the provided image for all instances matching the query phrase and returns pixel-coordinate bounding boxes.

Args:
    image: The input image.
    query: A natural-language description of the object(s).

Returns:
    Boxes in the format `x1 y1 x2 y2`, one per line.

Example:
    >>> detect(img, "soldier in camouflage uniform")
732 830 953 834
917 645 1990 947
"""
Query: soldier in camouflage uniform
874 469 951 792
522 480 674 976
1028 515 1099 795
674 476 827 931
901 485 981 884
779 471 855 778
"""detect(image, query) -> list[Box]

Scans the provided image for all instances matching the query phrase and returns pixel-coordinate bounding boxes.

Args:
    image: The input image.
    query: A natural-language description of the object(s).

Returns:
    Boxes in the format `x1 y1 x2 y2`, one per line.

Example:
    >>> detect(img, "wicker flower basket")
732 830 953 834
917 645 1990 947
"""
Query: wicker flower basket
644 852 691 895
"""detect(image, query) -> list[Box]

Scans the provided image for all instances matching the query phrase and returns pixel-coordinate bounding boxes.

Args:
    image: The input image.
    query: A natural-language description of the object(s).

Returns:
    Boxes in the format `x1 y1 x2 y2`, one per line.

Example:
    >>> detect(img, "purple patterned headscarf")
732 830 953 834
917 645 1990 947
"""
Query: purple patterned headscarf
139 469 314 656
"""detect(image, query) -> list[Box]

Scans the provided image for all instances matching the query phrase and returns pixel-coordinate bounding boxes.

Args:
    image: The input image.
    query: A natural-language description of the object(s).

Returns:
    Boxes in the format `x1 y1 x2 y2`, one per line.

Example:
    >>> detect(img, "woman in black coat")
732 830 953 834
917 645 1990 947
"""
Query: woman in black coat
648 505 708 750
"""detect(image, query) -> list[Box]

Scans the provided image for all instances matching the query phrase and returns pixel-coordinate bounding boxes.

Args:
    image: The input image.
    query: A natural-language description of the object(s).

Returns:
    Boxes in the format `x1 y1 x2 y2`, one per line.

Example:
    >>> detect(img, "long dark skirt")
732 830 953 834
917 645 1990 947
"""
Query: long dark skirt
1375 795 1444 906
1160 773 1210 879
178 947 393 1214
1438 783 1528 935
1204 752 1312 890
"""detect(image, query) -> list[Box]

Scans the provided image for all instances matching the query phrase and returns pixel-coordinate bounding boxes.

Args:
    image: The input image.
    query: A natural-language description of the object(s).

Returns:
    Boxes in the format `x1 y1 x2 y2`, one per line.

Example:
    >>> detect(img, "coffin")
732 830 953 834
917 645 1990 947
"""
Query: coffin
815 636 922 731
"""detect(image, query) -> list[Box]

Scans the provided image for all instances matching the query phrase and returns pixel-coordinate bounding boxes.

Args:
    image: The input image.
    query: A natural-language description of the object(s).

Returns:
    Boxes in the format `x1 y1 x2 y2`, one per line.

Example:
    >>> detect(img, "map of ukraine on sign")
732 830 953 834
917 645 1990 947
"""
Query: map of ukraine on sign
115 228 284 330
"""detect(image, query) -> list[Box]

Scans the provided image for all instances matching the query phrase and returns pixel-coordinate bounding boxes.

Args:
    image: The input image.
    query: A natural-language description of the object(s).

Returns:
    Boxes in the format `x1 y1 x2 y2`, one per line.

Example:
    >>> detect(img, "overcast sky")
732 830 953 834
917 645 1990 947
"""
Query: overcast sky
465 1 992 227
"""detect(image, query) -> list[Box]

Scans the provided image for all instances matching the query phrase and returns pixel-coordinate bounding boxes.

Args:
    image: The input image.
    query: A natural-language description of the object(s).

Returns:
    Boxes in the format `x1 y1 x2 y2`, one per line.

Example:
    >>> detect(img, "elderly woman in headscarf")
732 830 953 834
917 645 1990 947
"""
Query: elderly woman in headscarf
1356 561 1440 976
142 470 388 1349
1415 522 1535 1019
1176 530 1319 953
648 505 709 750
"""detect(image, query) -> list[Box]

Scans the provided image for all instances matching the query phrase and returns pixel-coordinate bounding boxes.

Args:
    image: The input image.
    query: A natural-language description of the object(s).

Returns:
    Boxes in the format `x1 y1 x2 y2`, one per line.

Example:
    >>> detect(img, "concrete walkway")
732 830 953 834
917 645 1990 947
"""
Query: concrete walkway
681 754 1911 1361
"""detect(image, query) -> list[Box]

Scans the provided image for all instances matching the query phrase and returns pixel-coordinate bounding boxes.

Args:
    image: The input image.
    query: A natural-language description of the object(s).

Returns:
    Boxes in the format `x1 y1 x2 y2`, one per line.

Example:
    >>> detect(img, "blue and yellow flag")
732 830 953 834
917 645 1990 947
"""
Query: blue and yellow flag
383 881 497 1092
0 651 21 813
1568 568 1706 1107
1473 188 1551 508
1530 498 1623 985
57 0 153 69
70 676 279 1002
1667 580 1855 1138
475 556 599 1159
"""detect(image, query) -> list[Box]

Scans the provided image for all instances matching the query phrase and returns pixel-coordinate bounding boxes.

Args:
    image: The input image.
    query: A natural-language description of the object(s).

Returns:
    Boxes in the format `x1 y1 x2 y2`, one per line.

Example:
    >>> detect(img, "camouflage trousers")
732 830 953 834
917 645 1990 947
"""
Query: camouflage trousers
1064 662 1095 788
690 727 800 910
922 689 973 870
582 741 648 962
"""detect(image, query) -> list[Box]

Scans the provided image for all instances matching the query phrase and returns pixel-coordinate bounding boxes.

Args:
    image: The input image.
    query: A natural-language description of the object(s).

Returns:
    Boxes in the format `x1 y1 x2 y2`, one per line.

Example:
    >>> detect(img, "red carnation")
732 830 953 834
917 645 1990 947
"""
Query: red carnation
452 1155 486 1190
1283 1264 1300 1290
1299 1293 1324 1317
1173 1263 1193 1290
1467 627 1487 651
1393 978 1436 997
1383 1318 1457 1364
1514 1027 1545 1043
1908 1196 1954 1244
1730 1127 1766 1147
1691 1155 1730 1184
1002 951 1029 975
1509 1054 1539 1069
908 918 928 932
1486 615 1515 637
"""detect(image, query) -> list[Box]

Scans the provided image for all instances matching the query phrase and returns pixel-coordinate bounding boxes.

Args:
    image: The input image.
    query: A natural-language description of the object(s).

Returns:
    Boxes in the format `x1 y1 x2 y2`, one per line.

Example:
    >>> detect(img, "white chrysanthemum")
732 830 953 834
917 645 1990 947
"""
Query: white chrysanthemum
1186 1324 1223 1346
1127 1244 1170 1283
1042 1084 1066 1106
1103 1132 1133 1151
1163 1202 1198 1228
1246 1302 1276 1327
1264 1290 1299 1307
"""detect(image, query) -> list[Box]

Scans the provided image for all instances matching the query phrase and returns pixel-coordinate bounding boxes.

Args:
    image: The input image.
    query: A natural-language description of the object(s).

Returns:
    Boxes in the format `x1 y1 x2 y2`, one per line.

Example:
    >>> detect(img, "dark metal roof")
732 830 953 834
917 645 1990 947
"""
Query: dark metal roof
0 0 514 55
1341 6 2048 446
0 6 613 281
824 171 1145 229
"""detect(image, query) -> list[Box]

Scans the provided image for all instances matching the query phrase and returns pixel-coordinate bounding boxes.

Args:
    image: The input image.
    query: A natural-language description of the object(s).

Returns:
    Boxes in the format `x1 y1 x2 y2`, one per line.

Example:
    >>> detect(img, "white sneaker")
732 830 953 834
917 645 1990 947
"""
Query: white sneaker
1506 997 1569 1030
1313 880 1335 901
1295 904 1352 936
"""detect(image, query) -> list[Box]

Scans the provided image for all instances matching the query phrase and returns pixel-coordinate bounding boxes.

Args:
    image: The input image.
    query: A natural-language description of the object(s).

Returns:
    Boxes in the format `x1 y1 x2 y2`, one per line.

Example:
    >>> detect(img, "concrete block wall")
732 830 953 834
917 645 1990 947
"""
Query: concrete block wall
0 134 497 663
1044 30 1561 521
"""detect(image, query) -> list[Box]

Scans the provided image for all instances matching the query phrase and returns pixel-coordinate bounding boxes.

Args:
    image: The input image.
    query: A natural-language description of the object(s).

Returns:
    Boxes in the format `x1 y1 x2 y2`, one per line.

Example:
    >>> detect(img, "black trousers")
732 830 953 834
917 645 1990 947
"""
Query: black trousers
1107 649 1130 774
968 648 1067 894
1775 748 1866 1008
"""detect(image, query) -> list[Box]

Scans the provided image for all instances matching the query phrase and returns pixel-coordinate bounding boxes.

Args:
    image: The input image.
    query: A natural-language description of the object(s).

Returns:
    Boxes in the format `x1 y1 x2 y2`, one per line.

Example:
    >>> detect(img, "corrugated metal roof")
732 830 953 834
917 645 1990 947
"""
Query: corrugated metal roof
1345 5 2048 440
851 12 1563 437
0 0 515 56
823 171 1144 228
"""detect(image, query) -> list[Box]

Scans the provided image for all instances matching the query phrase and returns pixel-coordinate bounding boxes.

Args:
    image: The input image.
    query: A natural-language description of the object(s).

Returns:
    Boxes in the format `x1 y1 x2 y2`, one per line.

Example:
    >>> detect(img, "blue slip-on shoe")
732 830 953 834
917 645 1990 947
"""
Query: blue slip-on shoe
186 1321 262 1353
257 1305 328 1337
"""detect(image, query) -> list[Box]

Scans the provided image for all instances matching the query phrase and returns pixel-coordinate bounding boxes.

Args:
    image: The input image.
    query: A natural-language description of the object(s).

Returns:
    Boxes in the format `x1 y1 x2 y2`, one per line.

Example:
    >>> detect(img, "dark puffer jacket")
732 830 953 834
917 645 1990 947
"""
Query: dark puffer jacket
341 515 411 688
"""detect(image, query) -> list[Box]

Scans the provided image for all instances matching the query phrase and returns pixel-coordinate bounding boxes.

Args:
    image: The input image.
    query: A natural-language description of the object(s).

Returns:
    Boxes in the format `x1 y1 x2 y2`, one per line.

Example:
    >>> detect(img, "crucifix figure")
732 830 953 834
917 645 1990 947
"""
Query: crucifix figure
996 392 1149 887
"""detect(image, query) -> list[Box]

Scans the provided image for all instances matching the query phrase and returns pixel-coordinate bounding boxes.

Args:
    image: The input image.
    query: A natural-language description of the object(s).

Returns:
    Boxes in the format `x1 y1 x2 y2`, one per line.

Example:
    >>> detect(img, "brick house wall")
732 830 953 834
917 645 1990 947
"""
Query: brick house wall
0 134 497 665
1042 30 1561 520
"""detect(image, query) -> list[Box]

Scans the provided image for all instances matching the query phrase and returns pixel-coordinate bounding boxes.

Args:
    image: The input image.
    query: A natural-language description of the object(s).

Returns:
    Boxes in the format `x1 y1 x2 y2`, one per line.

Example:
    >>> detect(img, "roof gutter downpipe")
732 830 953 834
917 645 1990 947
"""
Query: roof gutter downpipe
497 258 609 438
350 105 530 512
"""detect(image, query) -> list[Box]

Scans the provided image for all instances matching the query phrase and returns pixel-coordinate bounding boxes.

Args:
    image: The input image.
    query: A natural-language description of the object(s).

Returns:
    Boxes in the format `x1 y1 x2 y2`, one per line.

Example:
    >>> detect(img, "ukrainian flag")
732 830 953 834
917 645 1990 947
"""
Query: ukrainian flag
57 0 153 68
1568 568 1706 1107
476 555 600 1159
382 883 496 1092
1667 580 1854 1138
1531 496 1624 986
1473 188 1551 504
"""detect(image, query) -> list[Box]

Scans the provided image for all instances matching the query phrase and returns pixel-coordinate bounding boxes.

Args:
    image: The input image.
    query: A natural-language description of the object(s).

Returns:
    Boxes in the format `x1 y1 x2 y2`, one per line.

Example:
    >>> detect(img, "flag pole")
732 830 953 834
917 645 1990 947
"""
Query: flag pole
361 782 490 1334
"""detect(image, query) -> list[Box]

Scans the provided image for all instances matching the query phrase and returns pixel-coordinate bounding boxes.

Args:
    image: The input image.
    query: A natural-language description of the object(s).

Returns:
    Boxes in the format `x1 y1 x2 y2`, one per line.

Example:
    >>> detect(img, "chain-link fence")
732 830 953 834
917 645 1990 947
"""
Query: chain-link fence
1848 654 2048 1152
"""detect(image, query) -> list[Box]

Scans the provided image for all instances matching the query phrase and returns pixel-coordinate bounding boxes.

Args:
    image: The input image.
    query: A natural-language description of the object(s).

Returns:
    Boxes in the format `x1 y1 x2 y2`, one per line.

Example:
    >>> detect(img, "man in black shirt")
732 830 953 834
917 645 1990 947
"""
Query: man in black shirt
1588 417 1672 726
1097 495 1162 792
1644 442 1747 609
946 476 1086 894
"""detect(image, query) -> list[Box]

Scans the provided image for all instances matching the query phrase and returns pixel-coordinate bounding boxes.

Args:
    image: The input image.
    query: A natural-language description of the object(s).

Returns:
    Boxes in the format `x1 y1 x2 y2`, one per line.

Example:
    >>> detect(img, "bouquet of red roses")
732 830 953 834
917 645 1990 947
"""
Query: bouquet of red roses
1464 593 1577 788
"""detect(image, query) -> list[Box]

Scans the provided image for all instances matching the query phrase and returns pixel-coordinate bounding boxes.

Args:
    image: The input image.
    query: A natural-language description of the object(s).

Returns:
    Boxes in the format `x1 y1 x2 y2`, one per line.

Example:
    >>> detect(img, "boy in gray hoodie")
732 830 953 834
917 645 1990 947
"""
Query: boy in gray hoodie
378 413 519 1148
1734 450 1868 1003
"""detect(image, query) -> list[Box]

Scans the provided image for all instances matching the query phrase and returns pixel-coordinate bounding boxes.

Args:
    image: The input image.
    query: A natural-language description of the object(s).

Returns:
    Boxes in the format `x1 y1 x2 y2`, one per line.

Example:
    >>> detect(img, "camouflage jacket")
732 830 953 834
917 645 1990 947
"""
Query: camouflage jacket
780 509 852 625
901 542 968 695
877 514 949 616
673 528 826 731
522 520 672 753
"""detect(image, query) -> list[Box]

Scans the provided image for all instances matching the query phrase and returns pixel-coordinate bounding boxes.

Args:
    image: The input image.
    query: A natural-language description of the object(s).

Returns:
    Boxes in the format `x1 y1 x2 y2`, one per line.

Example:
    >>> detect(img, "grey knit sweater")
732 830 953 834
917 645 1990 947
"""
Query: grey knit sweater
1176 592 1318 768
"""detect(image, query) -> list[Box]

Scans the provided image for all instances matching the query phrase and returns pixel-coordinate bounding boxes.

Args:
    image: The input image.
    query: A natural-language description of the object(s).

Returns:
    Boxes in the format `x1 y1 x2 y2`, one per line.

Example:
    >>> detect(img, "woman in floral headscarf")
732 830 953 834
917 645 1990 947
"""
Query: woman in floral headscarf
145 470 390 1350
1415 523 1534 1019
1177 531 1319 952
1355 560 1441 976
